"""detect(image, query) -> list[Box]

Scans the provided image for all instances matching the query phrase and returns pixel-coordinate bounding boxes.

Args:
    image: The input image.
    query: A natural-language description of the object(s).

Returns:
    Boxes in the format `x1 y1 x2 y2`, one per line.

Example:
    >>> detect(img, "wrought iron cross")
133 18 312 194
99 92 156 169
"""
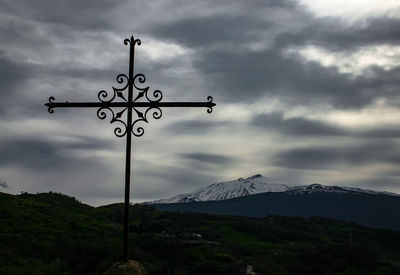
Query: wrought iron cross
45 35 215 262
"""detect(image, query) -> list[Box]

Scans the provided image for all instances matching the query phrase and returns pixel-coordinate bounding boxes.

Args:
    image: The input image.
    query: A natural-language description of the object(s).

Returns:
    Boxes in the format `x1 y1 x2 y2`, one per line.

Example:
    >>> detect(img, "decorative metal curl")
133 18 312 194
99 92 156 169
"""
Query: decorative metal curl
133 73 163 103
146 107 163 120
207 96 214 113
97 89 115 103
97 107 128 137
124 36 141 47
98 74 129 103
146 89 163 103
96 72 131 137
131 107 163 137
47 97 55 113
133 73 146 89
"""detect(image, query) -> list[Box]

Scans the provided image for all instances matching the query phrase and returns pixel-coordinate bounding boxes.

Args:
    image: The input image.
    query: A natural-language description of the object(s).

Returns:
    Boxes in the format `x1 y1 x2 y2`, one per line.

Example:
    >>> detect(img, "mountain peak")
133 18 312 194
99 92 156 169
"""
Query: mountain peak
146 174 293 204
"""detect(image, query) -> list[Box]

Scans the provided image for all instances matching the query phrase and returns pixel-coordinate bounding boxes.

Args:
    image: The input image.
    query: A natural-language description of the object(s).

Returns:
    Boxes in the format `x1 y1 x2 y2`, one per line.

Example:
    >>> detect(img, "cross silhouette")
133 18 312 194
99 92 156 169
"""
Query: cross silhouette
45 35 215 262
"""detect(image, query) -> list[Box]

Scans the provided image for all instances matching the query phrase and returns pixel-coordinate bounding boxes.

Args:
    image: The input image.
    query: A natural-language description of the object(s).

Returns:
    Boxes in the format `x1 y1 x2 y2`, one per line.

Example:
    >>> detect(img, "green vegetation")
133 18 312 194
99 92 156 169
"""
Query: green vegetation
1 191 400 274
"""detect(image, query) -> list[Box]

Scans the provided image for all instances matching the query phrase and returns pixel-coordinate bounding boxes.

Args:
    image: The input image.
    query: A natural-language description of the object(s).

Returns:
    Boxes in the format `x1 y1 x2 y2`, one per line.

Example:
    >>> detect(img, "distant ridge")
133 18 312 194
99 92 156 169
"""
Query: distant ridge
286 183 399 196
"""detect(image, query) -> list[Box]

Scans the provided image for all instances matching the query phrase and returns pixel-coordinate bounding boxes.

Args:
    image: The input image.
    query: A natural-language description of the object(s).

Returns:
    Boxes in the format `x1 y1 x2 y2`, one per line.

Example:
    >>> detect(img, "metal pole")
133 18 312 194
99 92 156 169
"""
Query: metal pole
123 36 135 262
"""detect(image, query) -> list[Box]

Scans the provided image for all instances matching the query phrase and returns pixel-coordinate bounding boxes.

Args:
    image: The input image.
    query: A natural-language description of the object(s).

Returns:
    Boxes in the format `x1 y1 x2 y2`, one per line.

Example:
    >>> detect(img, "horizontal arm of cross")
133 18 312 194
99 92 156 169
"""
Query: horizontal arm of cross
45 99 216 111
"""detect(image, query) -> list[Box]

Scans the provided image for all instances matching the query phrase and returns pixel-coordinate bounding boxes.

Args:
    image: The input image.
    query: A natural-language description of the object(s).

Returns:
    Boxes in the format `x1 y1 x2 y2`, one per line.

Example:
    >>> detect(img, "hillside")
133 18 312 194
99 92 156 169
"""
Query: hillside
1 191 400 274
154 186 400 231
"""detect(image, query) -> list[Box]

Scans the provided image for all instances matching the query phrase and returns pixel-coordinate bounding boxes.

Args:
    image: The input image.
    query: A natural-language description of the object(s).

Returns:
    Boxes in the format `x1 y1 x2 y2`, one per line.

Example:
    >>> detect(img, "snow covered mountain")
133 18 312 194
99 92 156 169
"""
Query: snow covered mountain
146 174 399 204
154 182 400 230
146 174 299 204
149 174 400 230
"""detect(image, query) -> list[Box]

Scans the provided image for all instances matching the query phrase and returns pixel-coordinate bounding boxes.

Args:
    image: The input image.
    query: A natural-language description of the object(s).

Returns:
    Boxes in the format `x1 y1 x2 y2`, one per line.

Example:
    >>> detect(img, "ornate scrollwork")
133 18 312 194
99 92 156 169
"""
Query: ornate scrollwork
46 96 55 113
96 70 165 137
132 73 163 103
96 72 130 137
131 107 163 137
96 107 128 137
98 74 128 103
124 36 141 47
97 89 115 103
126 73 165 137
207 96 214 113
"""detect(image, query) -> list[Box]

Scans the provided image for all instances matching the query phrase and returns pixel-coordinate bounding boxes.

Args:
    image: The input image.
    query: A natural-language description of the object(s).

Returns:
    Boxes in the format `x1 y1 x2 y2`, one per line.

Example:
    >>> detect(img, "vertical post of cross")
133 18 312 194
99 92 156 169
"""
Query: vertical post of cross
123 35 139 262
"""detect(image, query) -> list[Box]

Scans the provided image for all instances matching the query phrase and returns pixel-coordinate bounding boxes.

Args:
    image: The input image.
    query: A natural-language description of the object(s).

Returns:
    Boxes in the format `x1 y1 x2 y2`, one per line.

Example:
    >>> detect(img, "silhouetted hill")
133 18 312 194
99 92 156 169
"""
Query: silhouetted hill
154 190 400 230
1 191 400 274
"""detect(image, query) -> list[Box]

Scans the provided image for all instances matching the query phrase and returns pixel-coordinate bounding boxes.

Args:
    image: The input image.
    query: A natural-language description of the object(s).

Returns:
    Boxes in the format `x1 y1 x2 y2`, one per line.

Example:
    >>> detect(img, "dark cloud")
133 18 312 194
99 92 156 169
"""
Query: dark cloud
138 165 217 198
175 152 237 176
284 18 400 50
388 155 400 164
274 142 400 170
195 46 387 108
0 181 8 188
151 0 302 48
0 51 33 89
152 15 268 48
351 176 400 191
164 120 225 135
0 52 36 115
251 112 346 136
0 135 114 171
274 148 338 169
1 0 120 30
180 152 235 165
150 1 400 109
361 128 400 138
251 112 400 139
0 49 124 119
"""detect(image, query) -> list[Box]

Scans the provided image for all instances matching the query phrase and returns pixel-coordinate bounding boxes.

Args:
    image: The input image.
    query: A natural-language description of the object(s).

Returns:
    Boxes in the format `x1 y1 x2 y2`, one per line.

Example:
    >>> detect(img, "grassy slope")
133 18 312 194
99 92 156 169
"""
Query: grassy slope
1 191 400 274
155 191 400 230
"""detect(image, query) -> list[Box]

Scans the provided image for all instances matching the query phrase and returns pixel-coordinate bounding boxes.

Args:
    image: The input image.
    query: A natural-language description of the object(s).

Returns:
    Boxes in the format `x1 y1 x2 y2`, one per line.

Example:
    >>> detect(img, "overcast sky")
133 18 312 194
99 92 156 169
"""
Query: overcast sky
1 0 400 206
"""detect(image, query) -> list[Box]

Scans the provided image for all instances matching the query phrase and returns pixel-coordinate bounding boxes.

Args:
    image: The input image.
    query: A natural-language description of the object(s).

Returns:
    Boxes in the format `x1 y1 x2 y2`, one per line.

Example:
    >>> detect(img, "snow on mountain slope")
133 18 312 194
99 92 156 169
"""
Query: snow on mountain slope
146 175 400 204
146 174 298 204
286 183 400 196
